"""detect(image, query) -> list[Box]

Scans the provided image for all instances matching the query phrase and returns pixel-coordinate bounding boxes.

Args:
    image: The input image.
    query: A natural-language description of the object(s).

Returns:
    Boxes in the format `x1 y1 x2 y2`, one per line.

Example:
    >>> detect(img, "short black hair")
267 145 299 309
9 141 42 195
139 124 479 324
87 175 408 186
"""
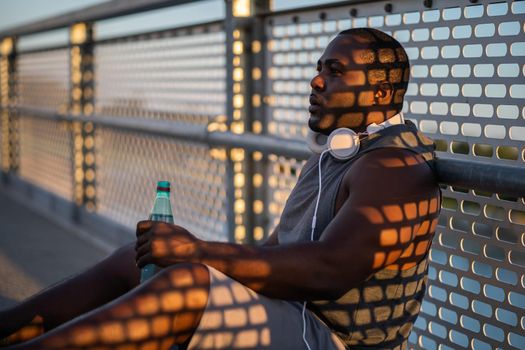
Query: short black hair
338 28 410 107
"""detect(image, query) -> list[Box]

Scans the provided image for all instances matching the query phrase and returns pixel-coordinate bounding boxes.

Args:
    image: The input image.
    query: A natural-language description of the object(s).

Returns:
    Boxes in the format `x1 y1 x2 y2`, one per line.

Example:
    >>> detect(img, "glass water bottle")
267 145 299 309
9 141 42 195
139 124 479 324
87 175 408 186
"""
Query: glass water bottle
140 180 174 283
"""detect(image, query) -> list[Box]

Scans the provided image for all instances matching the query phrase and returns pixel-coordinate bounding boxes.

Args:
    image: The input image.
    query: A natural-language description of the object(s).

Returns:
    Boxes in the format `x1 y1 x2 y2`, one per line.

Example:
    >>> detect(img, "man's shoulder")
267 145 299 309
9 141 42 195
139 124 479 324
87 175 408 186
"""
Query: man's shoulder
342 147 437 199
297 153 321 179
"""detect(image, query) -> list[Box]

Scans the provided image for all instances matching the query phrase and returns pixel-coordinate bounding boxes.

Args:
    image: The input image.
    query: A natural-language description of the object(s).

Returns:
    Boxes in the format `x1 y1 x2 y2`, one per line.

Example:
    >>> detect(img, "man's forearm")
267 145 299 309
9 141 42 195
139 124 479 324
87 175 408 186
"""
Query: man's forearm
194 240 344 300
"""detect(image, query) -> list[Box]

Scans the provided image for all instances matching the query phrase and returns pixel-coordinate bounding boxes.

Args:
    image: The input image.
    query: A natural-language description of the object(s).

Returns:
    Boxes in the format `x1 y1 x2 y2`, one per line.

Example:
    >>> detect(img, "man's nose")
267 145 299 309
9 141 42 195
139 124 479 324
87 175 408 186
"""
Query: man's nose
310 74 325 91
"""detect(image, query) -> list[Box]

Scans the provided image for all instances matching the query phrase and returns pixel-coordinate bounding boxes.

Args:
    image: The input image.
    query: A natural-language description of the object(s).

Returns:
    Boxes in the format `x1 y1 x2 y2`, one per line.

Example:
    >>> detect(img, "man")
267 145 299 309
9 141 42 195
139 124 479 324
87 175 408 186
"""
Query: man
0 28 440 349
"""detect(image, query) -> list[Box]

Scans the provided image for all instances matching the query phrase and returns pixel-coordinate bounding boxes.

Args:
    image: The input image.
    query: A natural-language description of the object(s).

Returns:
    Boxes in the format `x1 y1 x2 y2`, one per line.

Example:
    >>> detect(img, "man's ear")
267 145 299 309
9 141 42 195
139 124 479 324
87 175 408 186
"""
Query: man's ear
374 81 393 105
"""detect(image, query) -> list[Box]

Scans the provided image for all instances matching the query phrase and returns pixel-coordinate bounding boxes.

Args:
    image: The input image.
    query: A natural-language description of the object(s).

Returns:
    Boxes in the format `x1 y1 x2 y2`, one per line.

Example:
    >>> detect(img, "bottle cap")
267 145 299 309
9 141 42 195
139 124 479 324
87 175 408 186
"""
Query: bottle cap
156 181 170 192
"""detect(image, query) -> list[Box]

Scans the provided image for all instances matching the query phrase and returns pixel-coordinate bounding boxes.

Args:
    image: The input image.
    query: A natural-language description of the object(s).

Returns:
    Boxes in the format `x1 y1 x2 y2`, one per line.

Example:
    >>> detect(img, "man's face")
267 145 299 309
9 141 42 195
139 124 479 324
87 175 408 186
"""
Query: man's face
308 34 395 135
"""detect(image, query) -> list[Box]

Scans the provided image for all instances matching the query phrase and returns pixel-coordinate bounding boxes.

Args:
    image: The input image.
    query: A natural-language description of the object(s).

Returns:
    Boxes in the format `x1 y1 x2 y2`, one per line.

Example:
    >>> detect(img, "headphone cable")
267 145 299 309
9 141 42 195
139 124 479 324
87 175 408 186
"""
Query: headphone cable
302 149 329 350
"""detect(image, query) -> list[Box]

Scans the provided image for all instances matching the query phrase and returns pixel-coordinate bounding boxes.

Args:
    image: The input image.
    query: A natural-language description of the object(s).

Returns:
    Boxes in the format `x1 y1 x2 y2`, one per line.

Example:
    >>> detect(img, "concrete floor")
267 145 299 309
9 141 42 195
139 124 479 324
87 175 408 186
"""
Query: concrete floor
0 190 108 309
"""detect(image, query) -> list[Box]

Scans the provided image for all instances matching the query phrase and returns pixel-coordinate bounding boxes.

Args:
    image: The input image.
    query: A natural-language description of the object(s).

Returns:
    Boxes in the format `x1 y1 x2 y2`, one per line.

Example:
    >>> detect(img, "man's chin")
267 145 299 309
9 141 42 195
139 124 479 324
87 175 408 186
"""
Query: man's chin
308 115 332 135
308 115 322 132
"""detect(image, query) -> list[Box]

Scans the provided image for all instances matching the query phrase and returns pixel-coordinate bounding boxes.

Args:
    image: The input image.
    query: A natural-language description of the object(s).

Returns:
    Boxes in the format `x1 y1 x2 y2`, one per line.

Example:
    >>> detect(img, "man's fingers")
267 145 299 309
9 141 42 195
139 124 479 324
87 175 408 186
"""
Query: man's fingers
135 241 152 261
136 220 153 237
136 252 153 268
135 231 150 250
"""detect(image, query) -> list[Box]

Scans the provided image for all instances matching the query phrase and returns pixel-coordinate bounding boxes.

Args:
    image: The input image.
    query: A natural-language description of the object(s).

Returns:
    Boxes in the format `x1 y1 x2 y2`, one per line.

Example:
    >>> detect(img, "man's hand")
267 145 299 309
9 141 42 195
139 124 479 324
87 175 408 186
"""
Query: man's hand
135 220 202 268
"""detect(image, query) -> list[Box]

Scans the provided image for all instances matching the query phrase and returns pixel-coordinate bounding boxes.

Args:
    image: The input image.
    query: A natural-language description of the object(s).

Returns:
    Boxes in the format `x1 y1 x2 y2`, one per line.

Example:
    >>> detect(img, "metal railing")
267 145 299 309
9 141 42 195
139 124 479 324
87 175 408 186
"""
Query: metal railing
1 0 524 349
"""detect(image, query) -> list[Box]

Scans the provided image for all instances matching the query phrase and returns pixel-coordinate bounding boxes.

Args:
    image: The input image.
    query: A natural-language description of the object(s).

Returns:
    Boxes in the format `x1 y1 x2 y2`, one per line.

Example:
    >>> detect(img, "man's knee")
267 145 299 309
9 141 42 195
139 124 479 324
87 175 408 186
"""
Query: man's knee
154 263 210 290
143 263 211 317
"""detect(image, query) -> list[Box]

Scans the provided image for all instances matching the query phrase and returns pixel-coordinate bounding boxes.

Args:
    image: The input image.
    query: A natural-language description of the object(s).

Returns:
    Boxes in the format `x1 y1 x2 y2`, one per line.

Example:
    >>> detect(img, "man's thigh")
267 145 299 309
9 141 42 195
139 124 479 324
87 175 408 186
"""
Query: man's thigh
186 265 346 350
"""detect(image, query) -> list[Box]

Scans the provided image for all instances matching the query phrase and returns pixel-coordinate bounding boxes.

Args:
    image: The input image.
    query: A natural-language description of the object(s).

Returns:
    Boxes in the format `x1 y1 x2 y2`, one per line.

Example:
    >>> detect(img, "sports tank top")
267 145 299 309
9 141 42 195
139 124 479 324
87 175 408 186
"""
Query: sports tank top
277 121 438 349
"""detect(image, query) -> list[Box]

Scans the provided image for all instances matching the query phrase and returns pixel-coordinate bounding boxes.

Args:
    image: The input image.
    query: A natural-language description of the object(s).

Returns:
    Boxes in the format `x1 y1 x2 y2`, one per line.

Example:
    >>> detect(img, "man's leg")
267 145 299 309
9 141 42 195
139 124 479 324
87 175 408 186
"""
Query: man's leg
7 262 210 350
0 243 140 340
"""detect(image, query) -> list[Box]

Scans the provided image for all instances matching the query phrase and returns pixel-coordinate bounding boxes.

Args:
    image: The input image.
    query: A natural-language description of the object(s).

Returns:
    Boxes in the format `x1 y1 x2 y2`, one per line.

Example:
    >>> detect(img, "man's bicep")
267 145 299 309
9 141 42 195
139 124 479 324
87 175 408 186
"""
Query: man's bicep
318 149 439 283
318 197 414 283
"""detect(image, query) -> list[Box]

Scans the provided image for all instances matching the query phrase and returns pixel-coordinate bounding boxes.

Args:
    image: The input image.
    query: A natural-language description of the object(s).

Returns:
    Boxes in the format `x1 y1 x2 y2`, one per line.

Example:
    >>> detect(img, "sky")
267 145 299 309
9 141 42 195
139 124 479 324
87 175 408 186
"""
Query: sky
0 0 345 50
0 0 110 31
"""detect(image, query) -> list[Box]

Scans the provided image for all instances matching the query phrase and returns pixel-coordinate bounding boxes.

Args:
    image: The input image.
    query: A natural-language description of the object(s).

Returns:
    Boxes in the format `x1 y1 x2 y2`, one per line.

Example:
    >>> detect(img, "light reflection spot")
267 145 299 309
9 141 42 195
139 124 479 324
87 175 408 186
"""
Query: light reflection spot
385 250 402 265
352 49 376 64
415 241 430 255
234 329 259 348
418 200 429 216
211 286 234 306
400 227 413 243
100 321 125 343
249 305 268 325
380 229 398 246
185 288 208 309
378 48 396 63
373 252 386 269
71 326 98 346
126 319 150 341
404 203 417 220
225 308 248 327
136 294 160 315
359 207 384 224
383 205 404 222
231 283 253 303
151 315 171 337
160 291 184 311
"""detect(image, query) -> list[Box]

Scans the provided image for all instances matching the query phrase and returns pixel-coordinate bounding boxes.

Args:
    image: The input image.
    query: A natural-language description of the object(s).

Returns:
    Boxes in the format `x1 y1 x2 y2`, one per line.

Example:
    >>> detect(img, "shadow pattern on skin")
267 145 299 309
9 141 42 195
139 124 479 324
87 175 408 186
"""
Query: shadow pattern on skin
3 264 209 350
301 27 441 346
309 28 410 135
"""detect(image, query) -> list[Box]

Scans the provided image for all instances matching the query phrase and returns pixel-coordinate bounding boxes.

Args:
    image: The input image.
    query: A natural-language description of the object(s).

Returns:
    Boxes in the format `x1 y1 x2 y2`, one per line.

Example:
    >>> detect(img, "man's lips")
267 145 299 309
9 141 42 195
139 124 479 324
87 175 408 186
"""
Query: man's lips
309 94 322 114
309 94 321 106
308 104 321 114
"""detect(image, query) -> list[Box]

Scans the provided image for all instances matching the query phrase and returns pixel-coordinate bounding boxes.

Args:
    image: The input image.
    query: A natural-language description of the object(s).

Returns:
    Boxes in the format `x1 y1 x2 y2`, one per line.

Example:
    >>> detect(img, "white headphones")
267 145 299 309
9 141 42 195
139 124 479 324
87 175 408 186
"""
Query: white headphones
307 112 405 160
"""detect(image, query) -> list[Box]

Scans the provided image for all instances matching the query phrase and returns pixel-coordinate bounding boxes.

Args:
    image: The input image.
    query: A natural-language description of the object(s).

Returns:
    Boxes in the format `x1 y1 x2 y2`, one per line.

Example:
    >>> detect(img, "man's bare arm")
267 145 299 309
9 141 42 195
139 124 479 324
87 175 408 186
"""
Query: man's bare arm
136 148 440 300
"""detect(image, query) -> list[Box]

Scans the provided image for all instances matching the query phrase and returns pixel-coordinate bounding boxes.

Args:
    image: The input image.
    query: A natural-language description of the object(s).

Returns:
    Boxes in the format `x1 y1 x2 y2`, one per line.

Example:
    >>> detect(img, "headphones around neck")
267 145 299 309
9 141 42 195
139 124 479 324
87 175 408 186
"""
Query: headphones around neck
300 113 405 350
307 112 405 160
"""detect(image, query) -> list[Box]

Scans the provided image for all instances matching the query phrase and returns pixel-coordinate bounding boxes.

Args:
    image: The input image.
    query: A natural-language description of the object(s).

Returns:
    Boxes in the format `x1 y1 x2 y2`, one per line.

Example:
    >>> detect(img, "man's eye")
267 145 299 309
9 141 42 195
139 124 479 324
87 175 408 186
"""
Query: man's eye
330 67 341 74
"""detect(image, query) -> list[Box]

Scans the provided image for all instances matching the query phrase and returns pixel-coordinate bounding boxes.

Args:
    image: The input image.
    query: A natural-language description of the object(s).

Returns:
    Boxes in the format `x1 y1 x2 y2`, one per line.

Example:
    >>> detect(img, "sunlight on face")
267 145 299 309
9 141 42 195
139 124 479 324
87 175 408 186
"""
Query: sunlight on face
336 112 364 128
326 92 356 108
342 70 366 86
352 49 376 64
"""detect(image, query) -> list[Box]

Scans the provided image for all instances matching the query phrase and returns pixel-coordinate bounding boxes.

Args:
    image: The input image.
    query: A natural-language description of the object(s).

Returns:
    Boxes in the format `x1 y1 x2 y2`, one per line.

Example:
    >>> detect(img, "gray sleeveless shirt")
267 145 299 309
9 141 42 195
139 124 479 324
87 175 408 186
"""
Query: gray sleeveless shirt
277 121 437 349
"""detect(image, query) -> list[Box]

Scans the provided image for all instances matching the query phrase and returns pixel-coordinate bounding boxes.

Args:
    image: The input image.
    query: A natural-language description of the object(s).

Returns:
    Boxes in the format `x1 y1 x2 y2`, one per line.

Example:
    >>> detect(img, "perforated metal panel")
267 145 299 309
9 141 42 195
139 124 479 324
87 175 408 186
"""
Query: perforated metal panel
18 117 73 200
94 23 226 124
264 5 356 234
95 128 229 241
93 23 229 241
16 49 72 200
17 49 69 110
0 55 4 169
0 111 2 169
264 1 525 349
265 154 306 233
